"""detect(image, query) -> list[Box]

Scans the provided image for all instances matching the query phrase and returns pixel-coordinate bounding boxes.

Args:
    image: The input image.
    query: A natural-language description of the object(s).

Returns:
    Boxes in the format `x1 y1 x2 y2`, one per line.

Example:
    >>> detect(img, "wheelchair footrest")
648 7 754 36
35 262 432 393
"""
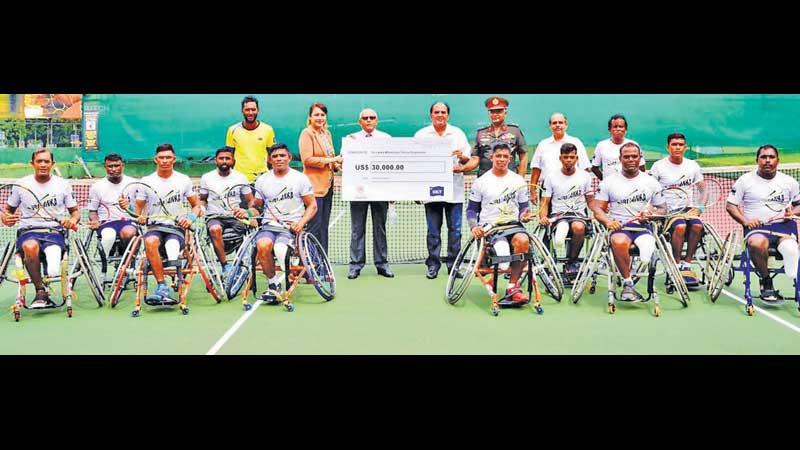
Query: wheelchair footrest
144 295 179 306
497 298 530 308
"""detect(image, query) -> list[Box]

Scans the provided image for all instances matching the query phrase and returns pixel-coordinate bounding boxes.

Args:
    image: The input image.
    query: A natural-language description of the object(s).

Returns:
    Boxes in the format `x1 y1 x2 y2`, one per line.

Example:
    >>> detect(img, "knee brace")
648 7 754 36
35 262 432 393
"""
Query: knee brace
100 227 118 257
164 238 181 261
778 239 799 281
493 239 511 271
634 235 656 265
554 221 569 248
274 242 289 270
43 245 62 278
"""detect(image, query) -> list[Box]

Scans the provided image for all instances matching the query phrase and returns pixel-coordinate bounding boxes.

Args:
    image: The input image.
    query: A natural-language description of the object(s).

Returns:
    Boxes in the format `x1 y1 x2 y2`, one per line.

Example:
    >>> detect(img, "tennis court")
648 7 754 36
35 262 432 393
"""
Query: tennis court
1 166 800 354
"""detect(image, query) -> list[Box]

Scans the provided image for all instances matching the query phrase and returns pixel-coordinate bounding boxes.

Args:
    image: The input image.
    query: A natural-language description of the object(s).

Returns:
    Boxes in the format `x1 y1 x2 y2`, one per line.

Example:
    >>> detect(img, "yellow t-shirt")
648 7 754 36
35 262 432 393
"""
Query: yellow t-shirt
225 121 275 182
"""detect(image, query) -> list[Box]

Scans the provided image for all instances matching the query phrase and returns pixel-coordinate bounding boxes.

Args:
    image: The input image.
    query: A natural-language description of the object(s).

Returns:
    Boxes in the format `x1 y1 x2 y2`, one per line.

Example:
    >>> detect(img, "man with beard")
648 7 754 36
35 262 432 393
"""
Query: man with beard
87 153 139 266
226 95 276 182
199 147 253 277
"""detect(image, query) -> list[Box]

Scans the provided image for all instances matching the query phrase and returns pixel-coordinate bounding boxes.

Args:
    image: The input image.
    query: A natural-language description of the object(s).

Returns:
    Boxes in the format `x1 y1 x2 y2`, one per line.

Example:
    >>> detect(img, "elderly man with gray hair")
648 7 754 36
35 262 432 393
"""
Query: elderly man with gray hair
346 108 394 279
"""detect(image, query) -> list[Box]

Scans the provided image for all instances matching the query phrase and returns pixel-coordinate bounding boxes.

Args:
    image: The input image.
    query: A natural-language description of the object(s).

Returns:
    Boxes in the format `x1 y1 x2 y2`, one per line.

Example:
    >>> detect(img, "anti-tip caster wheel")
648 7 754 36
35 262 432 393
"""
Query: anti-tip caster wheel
67 307 73 318
491 307 500 317
131 310 140 318
589 285 596 294
181 307 190 316
285 303 295 312
654 305 661 317
746 304 755 316
13 311 20 322
534 305 544 315
666 285 675 295
243 303 252 311
608 303 616 314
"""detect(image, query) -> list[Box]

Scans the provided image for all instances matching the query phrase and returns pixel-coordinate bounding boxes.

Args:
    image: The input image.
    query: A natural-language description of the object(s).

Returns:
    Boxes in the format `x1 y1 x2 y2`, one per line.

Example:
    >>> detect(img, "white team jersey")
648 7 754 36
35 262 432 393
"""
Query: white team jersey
199 169 250 216
727 170 800 223
88 175 137 222
591 138 645 180
8 175 77 229
137 171 196 227
649 157 703 212
468 170 529 226
253 169 314 224
530 134 592 180
595 172 664 223
542 169 593 216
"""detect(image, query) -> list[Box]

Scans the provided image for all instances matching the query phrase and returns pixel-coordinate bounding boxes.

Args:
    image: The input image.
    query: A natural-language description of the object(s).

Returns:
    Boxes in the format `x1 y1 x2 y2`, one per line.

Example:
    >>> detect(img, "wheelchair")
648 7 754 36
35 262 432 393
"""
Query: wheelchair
538 213 599 288
570 220 691 317
119 224 223 317
80 222 146 308
445 220 562 317
657 214 737 299
0 226 104 321
711 222 798 316
224 222 336 312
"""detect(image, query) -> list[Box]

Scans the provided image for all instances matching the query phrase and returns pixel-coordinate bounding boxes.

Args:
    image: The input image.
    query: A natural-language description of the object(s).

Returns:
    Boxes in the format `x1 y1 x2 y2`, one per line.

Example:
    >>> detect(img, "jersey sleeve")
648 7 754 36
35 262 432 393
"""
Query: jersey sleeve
693 162 704 183
198 175 209 196
727 176 746 205
468 178 483 203
183 178 197 199
88 184 101 211
649 161 661 183
542 175 554 198
595 179 610 202
583 173 594 195
63 181 77 209
300 174 314 197
516 182 530 203
7 185 20 208
790 179 800 205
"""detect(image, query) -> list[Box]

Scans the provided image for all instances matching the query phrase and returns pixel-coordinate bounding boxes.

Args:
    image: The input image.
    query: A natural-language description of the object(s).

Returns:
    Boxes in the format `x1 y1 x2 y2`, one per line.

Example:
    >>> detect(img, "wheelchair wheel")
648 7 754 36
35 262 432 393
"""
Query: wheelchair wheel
708 231 738 303
224 232 257 301
571 228 606 304
194 237 224 303
655 232 690 307
0 241 13 288
74 237 105 307
529 233 563 301
445 236 484 305
109 236 141 308
298 232 336 301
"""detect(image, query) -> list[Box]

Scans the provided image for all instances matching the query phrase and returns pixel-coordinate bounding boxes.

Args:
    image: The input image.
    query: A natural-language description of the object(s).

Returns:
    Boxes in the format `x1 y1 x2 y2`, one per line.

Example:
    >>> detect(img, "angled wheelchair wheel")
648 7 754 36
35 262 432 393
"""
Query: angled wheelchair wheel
529 233 563 301
299 232 336 301
224 231 257 300
74 237 105 307
0 241 14 288
708 230 739 303
194 237 223 303
571 228 606 304
445 236 484 305
655 232 690 307
109 236 141 308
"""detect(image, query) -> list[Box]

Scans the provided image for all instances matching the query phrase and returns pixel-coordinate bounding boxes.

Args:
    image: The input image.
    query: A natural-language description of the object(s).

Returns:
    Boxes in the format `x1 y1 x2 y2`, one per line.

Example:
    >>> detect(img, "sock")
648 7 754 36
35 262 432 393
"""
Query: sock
269 274 282 286
623 277 633 285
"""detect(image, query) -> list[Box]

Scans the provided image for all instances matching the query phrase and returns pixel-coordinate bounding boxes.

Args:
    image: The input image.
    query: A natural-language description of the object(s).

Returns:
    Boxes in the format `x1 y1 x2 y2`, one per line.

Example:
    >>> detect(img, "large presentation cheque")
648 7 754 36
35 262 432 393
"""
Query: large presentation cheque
341 137 454 201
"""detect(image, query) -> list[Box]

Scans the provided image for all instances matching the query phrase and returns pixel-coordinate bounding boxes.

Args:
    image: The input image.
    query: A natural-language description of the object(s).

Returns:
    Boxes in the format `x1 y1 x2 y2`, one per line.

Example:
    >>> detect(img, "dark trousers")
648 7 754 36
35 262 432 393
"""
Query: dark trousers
349 201 389 271
425 202 463 272
308 187 334 255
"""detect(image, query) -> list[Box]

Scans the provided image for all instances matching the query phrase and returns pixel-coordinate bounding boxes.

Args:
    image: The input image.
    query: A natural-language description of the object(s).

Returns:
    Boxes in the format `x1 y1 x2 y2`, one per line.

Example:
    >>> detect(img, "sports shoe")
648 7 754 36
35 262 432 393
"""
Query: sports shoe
260 282 282 304
505 285 529 304
222 264 234 278
620 281 644 302
680 267 699 285
760 278 781 303
30 290 51 308
564 262 580 276
154 283 172 299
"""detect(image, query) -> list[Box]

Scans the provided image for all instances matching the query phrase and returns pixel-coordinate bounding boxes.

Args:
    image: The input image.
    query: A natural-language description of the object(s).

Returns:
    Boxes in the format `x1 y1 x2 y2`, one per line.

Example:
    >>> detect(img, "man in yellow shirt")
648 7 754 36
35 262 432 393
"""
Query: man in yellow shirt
225 95 276 182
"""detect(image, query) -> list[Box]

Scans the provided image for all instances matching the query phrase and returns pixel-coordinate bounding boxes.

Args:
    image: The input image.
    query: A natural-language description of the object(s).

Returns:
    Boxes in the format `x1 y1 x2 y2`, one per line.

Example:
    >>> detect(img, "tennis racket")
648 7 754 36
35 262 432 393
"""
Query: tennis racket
121 181 189 225
241 184 295 231
762 184 799 224
652 178 724 217
0 183 78 231
545 186 597 224
201 184 254 227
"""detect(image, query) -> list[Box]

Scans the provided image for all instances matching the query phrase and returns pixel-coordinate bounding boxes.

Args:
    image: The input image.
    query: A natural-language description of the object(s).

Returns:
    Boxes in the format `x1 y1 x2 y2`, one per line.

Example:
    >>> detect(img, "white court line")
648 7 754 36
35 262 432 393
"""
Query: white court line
206 300 264 355
720 288 800 334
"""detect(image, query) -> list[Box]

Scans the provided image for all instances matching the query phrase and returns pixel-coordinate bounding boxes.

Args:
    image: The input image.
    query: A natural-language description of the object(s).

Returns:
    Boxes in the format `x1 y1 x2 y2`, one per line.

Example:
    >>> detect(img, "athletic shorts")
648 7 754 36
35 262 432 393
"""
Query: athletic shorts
143 225 186 249
610 221 653 242
255 224 294 248
746 220 798 247
16 228 67 254
97 219 137 235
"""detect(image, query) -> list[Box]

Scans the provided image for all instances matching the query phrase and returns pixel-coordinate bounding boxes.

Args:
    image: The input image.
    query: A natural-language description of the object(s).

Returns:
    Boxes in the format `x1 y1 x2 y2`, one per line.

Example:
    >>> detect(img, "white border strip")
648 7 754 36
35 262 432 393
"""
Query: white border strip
720 288 800 334
206 300 264 355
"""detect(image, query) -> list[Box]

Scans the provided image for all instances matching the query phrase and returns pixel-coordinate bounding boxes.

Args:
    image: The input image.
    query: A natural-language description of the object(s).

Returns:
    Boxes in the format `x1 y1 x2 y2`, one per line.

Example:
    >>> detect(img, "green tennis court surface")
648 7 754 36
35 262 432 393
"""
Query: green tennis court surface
0 262 798 354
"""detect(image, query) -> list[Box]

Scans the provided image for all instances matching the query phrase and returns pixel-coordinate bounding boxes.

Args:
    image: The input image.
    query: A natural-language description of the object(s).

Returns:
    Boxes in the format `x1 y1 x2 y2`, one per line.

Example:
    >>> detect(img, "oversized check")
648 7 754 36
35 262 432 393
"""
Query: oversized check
341 137 454 201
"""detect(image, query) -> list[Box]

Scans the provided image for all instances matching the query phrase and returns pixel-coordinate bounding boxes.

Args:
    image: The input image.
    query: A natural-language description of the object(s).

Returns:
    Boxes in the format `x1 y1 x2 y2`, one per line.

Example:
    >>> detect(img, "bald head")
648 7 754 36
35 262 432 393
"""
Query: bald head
359 108 379 133
549 112 568 140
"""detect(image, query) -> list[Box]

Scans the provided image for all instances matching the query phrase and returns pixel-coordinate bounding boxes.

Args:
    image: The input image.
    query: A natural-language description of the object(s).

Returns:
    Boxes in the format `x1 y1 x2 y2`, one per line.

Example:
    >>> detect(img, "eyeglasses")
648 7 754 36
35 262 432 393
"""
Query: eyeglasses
488 109 505 114
361 116 377 120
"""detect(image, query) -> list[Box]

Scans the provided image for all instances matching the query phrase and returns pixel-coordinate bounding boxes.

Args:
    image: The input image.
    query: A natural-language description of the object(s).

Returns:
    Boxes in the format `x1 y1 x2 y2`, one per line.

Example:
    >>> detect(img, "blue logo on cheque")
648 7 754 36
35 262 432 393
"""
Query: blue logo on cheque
429 186 445 197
